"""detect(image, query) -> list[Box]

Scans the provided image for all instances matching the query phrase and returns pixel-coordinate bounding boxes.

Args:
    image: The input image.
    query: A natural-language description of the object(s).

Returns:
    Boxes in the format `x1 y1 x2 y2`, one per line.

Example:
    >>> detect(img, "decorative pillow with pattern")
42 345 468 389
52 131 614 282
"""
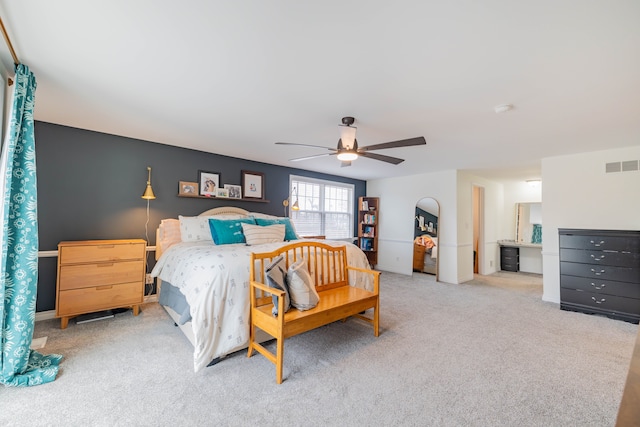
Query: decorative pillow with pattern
254 217 299 241
179 215 215 242
241 223 285 245
208 217 256 245
265 255 291 316
287 259 320 311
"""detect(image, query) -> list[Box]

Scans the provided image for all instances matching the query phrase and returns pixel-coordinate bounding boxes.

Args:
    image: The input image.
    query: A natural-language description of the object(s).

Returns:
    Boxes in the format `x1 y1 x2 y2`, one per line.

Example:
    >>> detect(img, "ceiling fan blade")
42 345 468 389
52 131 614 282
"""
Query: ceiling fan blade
359 136 426 152
289 152 337 162
276 142 336 151
359 151 405 165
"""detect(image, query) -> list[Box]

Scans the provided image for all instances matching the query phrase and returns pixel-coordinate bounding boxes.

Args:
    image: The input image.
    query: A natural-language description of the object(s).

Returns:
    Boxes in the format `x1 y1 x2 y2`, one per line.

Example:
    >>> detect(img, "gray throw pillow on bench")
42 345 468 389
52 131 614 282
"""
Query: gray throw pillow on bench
265 255 290 316
287 259 320 311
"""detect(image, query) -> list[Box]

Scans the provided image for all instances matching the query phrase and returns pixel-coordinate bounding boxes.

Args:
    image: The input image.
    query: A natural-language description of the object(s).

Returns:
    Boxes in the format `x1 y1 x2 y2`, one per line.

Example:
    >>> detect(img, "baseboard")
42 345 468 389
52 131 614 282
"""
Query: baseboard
35 310 56 322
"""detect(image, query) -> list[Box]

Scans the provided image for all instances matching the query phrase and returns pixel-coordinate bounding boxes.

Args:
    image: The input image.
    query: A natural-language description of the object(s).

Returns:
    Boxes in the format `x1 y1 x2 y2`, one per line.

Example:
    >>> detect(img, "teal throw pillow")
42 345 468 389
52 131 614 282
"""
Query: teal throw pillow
255 217 298 241
208 217 256 245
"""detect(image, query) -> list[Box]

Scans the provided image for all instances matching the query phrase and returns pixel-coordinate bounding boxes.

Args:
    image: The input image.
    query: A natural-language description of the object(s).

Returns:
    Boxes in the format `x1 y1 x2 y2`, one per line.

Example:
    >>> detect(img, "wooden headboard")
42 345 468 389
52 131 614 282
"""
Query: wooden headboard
198 206 249 217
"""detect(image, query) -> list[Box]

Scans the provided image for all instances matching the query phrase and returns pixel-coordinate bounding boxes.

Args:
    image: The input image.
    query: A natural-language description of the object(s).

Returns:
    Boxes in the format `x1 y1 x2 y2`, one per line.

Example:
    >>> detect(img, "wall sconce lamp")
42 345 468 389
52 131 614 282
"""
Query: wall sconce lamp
283 186 300 216
141 166 156 200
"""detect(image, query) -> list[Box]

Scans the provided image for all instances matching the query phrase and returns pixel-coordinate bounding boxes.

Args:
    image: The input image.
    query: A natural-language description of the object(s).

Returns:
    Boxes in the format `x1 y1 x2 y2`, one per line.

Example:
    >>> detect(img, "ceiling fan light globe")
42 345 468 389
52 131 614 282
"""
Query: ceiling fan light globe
337 152 358 161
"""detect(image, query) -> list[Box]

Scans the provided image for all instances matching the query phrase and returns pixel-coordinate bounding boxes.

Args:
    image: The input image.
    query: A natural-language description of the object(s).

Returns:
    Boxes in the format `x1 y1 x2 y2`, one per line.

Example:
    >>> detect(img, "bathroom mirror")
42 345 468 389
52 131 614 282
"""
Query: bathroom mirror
515 202 542 245
413 197 439 279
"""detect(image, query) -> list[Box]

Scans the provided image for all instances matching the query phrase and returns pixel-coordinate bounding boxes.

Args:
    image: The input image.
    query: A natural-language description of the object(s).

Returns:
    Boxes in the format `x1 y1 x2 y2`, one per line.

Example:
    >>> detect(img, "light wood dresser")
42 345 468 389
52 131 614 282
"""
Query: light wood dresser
56 239 146 329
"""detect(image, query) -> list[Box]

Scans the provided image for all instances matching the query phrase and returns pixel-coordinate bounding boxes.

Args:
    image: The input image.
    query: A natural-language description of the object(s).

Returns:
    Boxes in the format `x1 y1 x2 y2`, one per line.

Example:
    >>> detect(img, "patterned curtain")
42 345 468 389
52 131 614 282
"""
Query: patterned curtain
0 64 62 386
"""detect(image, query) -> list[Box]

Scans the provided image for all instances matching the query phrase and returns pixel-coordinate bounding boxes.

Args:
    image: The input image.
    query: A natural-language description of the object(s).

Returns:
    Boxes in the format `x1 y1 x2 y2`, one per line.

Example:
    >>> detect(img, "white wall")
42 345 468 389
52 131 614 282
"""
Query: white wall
542 145 640 303
367 169 503 284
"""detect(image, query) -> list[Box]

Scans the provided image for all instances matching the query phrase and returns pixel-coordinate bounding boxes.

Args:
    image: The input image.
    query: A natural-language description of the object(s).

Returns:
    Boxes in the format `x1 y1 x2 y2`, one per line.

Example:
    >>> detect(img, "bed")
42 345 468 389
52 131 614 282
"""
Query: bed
412 234 437 275
150 207 375 372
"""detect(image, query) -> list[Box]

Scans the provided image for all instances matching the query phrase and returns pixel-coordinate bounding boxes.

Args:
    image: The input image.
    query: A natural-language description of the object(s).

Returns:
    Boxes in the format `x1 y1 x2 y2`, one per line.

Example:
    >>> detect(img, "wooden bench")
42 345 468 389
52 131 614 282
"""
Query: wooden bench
247 241 380 384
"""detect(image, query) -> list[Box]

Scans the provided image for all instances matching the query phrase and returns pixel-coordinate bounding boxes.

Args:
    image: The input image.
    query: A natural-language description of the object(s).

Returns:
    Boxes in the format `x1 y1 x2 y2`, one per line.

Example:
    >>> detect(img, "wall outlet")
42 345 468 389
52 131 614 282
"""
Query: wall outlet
145 273 154 285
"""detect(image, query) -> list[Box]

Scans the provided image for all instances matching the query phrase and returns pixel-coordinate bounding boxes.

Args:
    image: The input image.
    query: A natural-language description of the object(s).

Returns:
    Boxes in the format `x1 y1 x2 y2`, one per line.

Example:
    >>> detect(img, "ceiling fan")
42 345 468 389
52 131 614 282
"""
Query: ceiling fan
276 117 426 167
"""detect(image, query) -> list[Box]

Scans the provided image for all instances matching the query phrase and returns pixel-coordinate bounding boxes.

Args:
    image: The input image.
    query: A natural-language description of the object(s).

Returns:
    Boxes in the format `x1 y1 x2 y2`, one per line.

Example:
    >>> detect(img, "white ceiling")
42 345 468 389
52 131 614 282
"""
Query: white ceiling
0 1 638 182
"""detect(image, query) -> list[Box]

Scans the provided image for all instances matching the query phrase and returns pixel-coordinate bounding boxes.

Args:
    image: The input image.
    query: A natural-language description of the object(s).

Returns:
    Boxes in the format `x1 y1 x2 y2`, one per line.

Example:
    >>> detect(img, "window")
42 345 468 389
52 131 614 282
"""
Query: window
289 175 354 239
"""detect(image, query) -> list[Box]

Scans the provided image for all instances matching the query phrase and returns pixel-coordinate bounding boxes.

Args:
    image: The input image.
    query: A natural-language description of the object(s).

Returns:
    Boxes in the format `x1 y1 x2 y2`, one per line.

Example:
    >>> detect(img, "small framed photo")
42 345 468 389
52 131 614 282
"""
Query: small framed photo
198 170 220 197
216 188 229 198
179 181 198 196
241 170 265 200
224 184 242 199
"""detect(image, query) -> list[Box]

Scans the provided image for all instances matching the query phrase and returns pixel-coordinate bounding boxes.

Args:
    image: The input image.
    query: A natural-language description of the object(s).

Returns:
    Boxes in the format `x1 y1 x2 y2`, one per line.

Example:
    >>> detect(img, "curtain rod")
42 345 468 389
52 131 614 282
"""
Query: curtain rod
0 15 19 86
0 16 18 65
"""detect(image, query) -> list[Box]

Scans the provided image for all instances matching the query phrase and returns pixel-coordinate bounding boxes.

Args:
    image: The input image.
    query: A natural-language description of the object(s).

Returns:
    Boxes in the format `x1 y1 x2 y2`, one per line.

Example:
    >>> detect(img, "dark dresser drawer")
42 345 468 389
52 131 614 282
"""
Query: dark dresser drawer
560 288 640 317
560 233 640 252
560 261 640 284
559 248 640 268
560 274 640 299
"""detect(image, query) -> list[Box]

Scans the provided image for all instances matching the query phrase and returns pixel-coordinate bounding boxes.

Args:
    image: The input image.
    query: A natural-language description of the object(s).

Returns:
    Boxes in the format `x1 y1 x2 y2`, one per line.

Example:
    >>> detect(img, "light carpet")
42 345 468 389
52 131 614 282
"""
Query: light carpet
1 271 637 426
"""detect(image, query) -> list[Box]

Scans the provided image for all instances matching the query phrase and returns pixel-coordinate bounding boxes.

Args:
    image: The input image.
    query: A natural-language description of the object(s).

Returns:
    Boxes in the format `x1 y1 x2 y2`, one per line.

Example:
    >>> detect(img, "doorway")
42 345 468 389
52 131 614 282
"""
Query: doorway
472 186 484 275
412 197 440 281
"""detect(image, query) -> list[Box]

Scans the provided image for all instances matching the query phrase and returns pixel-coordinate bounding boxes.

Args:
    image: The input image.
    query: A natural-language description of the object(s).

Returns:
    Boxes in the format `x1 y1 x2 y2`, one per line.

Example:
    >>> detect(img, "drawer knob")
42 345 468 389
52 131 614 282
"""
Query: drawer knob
591 296 606 304
590 254 605 261
589 240 605 247
590 268 606 276
590 282 606 290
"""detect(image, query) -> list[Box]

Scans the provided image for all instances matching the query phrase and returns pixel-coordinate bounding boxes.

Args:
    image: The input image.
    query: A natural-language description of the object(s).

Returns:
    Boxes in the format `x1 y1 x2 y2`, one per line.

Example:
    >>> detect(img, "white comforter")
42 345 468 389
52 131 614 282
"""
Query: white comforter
151 239 373 372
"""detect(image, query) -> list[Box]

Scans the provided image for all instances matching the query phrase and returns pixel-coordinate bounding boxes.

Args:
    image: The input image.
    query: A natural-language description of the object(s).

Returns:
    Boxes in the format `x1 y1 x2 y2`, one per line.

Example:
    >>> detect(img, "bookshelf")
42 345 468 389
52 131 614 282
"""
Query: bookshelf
358 196 379 267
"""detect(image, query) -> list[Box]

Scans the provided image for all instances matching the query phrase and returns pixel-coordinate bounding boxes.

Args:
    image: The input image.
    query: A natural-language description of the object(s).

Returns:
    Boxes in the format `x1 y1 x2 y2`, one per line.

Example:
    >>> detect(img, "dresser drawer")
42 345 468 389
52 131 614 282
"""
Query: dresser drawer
58 260 144 291
560 261 640 284
560 234 640 252
560 248 640 268
500 247 519 257
560 288 640 316
560 274 640 299
57 281 143 316
59 242 145 264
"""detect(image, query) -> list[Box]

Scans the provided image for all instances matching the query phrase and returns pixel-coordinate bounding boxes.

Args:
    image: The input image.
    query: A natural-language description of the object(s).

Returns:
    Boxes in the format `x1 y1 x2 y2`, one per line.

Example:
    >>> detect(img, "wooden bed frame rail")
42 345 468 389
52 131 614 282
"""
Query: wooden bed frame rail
248 241 380 384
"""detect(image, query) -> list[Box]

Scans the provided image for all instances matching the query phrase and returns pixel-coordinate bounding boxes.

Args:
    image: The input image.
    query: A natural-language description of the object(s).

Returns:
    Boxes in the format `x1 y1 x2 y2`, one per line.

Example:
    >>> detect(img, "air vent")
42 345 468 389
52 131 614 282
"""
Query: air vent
606 162 621 173
622 160 639 172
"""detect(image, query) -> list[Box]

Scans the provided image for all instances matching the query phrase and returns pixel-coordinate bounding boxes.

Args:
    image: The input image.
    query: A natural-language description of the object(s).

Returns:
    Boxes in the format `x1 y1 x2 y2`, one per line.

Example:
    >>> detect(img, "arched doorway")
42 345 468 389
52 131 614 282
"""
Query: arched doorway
412 197 440 281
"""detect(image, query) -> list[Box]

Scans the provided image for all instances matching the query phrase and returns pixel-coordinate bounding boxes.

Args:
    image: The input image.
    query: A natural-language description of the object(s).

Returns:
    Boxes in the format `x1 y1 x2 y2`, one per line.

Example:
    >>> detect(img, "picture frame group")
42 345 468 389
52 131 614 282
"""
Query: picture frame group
179 172 246 199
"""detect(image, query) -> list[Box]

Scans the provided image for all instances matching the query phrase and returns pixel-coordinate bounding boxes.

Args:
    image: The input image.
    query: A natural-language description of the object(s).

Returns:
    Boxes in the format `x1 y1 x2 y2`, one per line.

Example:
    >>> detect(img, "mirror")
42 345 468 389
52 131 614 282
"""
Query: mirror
515 202 542 245
413 197 439 279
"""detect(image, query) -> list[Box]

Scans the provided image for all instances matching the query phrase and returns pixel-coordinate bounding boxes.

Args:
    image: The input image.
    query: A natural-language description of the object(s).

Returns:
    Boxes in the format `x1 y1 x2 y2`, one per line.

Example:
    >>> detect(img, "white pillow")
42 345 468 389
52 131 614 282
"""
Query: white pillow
178 215 215 242
287 259 320 311
241 223 285 245
179 214 250 242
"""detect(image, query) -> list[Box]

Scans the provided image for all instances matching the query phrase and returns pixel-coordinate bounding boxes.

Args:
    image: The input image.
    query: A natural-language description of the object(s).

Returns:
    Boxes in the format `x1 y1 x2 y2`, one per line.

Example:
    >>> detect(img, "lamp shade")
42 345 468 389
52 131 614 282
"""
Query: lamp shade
141 166 156 200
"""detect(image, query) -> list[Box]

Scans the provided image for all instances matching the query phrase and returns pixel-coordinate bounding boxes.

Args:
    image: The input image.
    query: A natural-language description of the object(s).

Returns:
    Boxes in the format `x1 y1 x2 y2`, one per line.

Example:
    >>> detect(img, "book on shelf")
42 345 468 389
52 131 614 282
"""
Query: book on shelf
362 225 375 237
362 213 376 224
360 238 373 251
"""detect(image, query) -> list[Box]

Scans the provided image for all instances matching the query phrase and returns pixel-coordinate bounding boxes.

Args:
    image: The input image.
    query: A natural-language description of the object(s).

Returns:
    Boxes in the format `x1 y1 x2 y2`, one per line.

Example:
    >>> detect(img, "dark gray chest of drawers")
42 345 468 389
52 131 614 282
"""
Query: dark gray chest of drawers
500 246 519 272
559 228 640 324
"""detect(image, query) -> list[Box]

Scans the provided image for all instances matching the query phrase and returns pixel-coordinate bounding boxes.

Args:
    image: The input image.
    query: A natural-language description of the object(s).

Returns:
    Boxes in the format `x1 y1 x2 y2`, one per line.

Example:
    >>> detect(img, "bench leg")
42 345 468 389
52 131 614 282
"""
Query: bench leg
276 337 284 384
247 322 255 358
373 300 380 337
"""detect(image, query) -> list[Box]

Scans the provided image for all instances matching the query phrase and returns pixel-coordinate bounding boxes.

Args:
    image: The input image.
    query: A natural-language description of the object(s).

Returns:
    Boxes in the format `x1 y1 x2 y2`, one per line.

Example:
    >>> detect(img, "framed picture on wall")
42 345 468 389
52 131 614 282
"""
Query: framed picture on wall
178 181 198 196
224 184 242 199
216 188 229 198
198 170 220 197
241 170 265 200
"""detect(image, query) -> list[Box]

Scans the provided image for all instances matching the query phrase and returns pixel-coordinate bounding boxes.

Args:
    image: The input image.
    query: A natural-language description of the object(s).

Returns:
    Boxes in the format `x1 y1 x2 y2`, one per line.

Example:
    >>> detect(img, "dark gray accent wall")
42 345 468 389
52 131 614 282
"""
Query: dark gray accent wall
414 207 438 238
35 121 366 312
